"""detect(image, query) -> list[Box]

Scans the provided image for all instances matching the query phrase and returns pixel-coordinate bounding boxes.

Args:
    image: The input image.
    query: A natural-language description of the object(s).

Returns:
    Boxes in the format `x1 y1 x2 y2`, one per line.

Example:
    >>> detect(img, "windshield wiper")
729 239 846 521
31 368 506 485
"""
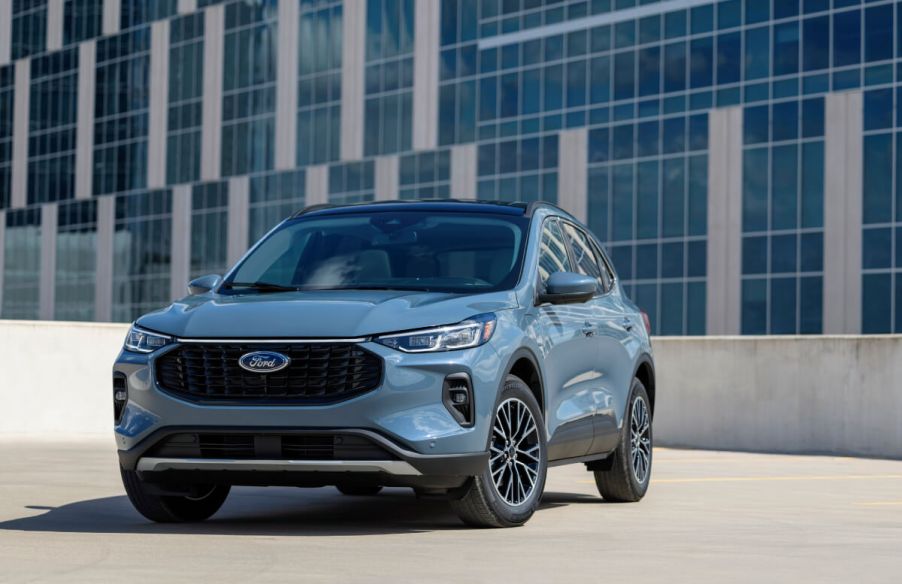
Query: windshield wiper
224 281 299 293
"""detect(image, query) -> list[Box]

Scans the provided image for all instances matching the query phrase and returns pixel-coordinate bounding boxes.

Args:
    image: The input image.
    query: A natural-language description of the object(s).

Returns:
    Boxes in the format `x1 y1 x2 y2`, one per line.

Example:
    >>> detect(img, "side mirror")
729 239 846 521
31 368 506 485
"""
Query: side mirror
538 272 596 305
187 274 222 295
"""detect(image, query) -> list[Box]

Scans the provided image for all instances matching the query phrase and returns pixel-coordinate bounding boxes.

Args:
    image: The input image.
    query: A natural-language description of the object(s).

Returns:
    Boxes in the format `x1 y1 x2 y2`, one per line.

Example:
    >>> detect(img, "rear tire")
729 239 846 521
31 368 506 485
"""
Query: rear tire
120 466 230 522
450 375 547 528
593 378 652 502
336 484 383 496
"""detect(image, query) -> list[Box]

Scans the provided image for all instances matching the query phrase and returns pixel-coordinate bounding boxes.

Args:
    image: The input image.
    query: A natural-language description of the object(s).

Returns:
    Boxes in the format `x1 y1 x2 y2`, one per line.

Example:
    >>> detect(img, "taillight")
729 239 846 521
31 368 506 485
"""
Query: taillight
640 311 652 335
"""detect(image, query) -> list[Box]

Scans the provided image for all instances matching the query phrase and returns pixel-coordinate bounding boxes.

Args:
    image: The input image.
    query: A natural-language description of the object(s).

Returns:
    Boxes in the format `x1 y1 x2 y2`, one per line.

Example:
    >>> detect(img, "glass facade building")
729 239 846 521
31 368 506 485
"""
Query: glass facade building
0 0 899 335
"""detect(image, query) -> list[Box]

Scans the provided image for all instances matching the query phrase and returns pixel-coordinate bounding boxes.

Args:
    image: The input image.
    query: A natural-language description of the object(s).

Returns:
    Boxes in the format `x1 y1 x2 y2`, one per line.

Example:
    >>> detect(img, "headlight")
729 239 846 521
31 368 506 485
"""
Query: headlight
375 313 497 353
124 326 172 353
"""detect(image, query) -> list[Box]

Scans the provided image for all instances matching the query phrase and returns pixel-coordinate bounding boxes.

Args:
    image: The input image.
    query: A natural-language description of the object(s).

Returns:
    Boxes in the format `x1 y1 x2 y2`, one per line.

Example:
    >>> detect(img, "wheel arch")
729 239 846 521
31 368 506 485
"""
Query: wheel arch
633 354 656 417
503 347 545 416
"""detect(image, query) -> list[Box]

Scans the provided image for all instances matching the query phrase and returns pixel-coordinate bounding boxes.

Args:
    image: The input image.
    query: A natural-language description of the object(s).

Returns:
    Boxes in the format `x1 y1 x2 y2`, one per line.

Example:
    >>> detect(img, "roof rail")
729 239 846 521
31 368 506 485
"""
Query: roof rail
291 203 336 218
524 200 568 217
291 199 532 218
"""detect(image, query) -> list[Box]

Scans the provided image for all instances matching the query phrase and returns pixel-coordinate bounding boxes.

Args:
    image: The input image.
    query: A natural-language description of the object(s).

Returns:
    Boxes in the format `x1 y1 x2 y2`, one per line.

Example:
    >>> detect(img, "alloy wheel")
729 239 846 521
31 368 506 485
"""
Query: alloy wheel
489 398 541 506
630 395 651 484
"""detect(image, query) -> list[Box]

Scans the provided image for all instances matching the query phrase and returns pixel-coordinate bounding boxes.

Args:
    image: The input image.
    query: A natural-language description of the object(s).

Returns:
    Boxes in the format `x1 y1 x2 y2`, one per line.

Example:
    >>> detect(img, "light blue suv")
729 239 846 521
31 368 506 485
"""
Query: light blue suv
114 201 655 527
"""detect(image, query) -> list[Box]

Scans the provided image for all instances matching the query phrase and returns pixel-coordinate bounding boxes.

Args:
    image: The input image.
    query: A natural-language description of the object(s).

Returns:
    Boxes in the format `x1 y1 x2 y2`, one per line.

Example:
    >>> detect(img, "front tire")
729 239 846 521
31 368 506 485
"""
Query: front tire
120 466 230 523
450 375 547 528
593 378 653 502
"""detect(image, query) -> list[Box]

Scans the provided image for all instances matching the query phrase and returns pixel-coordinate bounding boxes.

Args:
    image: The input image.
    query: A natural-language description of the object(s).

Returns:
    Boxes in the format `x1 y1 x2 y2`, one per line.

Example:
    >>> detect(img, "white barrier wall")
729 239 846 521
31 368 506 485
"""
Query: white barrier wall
653 336 902 459
0 321 899 459
0 320 128 437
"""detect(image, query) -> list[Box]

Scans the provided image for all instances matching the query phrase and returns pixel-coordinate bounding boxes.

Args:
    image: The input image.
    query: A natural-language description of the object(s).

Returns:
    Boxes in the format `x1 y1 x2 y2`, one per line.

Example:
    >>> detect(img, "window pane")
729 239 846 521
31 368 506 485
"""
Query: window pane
689 37 713 88
799 276 822 334
636 161 658 240
716 32 741 84
832 9 861 67
770 277 797 334
744 26 770 80
612 164 633 241
771 144 798 230
803 16 829 72
662 158 685 237
863 134 892 224
801 141 824 228
774 22 800 76
861 273 891 333
743 148 769 232
865 4 893 63
742 278 767 334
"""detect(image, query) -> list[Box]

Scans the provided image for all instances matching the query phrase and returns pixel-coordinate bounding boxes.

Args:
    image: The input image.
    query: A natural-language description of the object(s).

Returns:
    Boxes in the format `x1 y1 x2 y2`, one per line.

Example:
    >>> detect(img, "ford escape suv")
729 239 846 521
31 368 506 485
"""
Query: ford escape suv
114 201 655 528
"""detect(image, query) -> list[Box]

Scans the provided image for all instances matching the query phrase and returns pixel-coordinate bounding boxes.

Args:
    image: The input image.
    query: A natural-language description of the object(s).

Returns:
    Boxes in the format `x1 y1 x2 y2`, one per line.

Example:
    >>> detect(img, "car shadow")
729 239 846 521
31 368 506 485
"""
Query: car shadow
0 487 604 536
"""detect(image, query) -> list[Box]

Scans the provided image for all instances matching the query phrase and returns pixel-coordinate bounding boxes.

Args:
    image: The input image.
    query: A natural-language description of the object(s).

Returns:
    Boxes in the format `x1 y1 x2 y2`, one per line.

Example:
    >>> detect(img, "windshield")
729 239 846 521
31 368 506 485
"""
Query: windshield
223 211 529 294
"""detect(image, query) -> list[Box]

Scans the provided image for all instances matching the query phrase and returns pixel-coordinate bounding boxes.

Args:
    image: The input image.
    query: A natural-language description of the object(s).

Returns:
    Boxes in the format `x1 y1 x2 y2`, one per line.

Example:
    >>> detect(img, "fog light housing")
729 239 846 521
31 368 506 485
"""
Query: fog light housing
443 373 474 427
113 372 128 424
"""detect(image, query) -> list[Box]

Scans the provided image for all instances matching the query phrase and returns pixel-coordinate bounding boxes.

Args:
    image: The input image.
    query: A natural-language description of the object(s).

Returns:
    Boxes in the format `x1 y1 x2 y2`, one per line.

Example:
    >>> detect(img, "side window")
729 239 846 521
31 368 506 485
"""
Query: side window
591 241 616 292
538 219 573 287
562 223 606 294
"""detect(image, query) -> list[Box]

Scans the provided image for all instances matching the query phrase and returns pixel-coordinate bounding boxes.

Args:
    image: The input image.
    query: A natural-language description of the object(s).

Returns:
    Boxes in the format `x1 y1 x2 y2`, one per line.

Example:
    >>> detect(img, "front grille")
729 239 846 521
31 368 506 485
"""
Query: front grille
155 342 383 404
148 433 397 461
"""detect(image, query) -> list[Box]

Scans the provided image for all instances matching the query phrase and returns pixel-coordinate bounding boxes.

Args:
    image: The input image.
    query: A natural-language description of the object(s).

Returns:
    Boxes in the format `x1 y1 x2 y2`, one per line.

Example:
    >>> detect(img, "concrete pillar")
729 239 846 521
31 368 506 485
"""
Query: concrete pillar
305 165 329 206
75 40 96 199
340 0 366 161
226 176 249 265
275 0 299 170
47 0 65 52
413 0 439 151
0 1 11 66
147 20 170 189
103 0 121 36
375 156 399 201
11 59 30 209
178 0 198 14
450 144 477 199
0 211 5 311
201 5 225 181
94 196 115 322
39 204 57 320
557 128 588 221
170 186 191 301
706 106 743 336
823 91 863 334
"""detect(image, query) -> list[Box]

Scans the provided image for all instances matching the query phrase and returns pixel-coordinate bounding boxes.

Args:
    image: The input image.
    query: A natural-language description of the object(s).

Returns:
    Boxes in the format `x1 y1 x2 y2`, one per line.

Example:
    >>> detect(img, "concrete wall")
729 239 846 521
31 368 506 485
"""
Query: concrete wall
0 321 899 459
653 336 902 459
0 321 128 437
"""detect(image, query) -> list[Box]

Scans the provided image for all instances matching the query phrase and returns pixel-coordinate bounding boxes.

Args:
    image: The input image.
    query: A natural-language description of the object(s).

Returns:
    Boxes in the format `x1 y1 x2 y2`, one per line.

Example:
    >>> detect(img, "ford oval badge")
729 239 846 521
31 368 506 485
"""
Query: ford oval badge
238 351 291 373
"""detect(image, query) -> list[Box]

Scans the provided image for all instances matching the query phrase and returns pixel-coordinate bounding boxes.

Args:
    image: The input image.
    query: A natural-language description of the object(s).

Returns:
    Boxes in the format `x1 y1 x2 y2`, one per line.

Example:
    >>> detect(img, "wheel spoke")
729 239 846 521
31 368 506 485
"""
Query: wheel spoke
628 396 652 483
489 398 543 507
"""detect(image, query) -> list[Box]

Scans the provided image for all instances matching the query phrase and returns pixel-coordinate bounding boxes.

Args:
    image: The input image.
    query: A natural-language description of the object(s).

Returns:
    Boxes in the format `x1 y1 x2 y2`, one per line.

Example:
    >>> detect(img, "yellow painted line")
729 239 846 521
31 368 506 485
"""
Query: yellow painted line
857 500 902 507
577 474 902 485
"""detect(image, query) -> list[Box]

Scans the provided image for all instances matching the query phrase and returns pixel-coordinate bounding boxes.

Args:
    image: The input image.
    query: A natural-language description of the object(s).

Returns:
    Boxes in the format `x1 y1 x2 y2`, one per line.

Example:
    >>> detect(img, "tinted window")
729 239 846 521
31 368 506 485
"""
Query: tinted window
562 223 607 293
226 212 528 293
537 219 573 287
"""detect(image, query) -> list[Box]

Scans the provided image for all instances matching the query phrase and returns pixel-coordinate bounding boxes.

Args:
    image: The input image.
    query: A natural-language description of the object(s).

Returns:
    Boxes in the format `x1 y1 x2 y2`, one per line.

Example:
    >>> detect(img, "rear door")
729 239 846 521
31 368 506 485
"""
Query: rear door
534 218 597 461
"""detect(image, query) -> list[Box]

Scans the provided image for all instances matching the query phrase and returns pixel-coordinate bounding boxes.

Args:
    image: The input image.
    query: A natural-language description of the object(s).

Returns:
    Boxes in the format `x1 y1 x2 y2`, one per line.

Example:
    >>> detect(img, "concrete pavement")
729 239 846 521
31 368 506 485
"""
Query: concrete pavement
0 439 900 583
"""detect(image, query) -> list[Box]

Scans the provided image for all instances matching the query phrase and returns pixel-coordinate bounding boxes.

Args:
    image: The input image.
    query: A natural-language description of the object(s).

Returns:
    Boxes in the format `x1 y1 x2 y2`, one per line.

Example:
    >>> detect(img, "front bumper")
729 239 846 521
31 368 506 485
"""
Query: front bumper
114 340 504 483
119 426 488 489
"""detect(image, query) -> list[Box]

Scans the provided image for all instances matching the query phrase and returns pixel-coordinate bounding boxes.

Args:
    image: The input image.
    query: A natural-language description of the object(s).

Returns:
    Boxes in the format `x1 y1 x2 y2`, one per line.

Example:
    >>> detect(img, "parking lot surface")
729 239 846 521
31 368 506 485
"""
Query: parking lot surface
0 439 900 583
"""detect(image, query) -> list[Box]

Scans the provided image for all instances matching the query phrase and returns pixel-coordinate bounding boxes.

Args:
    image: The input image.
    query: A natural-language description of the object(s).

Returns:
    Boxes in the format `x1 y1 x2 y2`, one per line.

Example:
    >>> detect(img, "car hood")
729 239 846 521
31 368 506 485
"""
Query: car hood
136 289 519 339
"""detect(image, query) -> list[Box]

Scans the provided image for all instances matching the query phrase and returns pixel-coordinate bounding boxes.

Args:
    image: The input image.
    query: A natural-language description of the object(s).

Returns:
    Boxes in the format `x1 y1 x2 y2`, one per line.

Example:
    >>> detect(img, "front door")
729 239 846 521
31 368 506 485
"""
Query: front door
533 219 597 461
561 222 633 455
